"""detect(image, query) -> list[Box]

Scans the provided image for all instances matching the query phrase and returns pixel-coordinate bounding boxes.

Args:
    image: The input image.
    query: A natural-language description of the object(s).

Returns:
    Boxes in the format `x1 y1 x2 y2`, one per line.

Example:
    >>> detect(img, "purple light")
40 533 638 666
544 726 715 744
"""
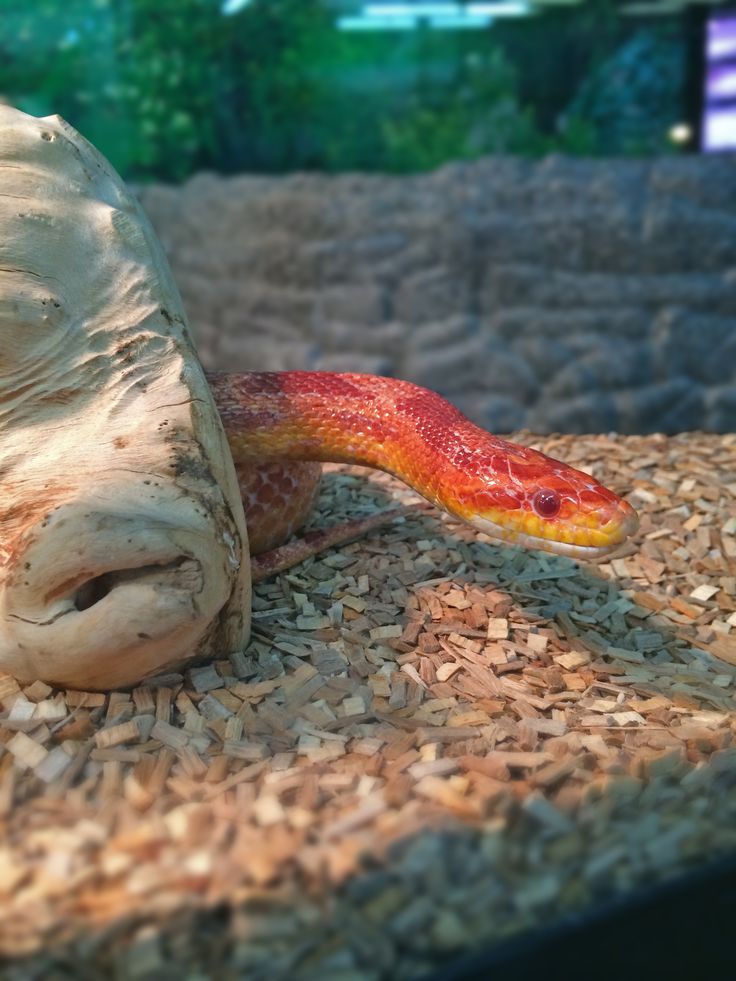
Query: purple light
707 65 736 100
707 15 736 61
703 13 736 152
703 108 736 151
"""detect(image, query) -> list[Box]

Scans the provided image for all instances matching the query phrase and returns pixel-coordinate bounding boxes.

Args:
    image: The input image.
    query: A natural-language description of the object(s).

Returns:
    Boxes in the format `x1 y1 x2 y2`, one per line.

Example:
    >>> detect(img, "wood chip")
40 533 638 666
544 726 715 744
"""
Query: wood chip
6 732 48 770
2 435 736 976
95 720 141 750
150 720 189 750
187 665 222 693
487 618 509 640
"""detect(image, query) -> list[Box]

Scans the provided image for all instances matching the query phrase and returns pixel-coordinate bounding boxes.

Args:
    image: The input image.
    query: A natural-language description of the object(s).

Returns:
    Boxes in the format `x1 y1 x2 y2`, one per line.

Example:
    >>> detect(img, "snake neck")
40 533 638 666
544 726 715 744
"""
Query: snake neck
207 370 494 515
207 370 638 558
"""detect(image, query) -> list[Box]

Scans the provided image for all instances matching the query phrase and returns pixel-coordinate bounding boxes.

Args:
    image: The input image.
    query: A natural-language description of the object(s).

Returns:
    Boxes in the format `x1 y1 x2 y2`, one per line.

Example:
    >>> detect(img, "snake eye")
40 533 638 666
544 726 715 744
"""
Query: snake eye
532 489 561 519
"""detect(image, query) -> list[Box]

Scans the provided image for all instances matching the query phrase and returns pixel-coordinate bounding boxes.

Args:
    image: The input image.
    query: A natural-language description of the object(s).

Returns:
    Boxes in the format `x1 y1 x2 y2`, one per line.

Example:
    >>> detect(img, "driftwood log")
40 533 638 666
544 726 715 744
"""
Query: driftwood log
0 106 250 689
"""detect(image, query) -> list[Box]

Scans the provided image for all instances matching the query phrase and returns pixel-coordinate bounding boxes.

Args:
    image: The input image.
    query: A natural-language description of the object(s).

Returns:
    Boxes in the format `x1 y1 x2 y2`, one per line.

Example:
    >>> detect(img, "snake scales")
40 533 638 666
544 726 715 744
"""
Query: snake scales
208 372 639 573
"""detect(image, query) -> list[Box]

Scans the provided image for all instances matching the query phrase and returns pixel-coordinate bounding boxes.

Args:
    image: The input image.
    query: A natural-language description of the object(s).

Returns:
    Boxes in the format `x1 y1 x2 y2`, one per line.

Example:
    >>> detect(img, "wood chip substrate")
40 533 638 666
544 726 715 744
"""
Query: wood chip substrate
1 432 735 980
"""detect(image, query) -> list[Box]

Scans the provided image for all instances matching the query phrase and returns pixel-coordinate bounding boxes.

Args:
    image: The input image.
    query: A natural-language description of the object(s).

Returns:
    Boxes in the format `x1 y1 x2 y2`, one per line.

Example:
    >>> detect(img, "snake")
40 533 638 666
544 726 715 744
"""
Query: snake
208 372 639 573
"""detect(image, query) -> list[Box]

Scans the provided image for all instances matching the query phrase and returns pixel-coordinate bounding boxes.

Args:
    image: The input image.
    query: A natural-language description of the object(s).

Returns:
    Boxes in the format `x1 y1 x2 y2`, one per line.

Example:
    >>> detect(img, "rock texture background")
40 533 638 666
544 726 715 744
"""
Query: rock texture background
138 154 736 434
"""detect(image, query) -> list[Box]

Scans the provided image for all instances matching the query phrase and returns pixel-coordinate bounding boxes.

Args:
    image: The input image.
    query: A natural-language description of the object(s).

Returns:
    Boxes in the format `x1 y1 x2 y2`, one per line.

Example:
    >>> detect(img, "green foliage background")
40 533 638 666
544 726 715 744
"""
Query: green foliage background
0 0 689 182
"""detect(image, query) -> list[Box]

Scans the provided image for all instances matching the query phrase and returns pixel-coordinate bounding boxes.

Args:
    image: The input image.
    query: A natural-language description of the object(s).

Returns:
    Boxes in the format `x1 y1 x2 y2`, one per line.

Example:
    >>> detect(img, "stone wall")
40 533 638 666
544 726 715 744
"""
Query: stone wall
138 154 736 434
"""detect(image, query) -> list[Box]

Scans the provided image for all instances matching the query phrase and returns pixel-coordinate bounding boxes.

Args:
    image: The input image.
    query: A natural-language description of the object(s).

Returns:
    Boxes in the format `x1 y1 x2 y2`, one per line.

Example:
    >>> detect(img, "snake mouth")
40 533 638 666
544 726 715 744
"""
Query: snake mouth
469 512 639 561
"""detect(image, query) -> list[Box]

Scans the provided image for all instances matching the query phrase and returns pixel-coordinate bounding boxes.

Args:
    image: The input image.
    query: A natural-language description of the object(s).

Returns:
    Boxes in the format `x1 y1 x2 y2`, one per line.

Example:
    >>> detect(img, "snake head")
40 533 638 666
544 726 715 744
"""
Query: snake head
449 439 640 560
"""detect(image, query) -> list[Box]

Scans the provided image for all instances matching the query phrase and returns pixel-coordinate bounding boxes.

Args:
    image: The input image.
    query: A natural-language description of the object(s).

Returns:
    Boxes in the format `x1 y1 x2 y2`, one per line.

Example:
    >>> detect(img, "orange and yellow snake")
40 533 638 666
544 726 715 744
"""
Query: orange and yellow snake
209 372 639 571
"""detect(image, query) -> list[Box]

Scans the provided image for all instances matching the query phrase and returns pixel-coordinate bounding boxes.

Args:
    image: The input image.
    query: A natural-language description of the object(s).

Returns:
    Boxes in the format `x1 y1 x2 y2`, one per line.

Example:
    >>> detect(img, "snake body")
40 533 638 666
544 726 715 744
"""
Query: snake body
209 371 639 562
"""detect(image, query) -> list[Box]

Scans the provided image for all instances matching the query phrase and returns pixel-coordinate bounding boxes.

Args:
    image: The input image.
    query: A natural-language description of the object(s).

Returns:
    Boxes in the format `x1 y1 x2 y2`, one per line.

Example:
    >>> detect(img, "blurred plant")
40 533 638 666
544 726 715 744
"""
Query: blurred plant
379 47 544 172
0 0 217 179
114 0 223 179
213 0 337 171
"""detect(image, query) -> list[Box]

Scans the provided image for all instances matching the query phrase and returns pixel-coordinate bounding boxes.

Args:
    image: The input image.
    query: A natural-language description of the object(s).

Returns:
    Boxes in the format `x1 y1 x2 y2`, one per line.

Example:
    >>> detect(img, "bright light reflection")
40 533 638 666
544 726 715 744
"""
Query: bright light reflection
467 2 530 14
342 0 531 31
338 14 418 30
363 1 527 13
707 67 736 100
364 3 461 15
707 16 736 61
703 109 736 151
430 13 493 28
668 122 692 144
221 0 252 14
